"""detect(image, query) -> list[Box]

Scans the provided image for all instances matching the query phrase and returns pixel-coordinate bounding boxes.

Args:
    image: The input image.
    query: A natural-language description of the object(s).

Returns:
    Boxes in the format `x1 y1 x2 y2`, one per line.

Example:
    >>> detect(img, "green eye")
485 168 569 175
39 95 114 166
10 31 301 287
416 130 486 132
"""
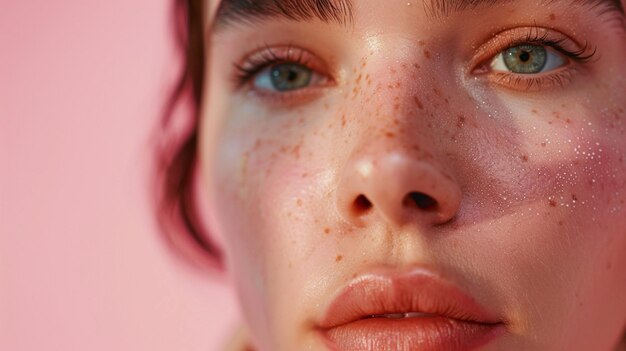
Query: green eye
492 44 566 74
503 45 546 73
254 63 313 92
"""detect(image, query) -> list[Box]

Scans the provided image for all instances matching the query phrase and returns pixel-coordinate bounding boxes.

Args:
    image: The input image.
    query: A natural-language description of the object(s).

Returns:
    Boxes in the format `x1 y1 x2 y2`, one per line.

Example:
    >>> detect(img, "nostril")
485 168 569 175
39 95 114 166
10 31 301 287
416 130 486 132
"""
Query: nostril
353 194 373 214
404 192 438 211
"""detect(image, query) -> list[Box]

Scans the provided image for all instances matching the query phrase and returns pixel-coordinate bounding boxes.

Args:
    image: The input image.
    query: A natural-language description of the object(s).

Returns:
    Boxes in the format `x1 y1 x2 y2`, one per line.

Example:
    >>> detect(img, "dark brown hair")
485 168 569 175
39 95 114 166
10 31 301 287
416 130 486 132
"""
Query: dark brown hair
154 0 223 270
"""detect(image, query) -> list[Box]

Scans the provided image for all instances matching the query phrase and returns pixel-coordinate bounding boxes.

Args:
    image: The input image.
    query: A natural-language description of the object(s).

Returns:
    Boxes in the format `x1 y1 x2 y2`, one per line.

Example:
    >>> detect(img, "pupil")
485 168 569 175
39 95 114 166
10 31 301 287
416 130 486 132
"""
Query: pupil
287 70 298 82
519 51 530 62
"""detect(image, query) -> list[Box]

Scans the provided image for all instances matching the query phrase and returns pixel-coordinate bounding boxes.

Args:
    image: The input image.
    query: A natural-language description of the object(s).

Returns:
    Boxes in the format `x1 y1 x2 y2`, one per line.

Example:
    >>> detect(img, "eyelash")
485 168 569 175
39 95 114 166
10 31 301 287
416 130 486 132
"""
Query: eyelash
232 44 313 88
232 29 597 93
474 28 597 90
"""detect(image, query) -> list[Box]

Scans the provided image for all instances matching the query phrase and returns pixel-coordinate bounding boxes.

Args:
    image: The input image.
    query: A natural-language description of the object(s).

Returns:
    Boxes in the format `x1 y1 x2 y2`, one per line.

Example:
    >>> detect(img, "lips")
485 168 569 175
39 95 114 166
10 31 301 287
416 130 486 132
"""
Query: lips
318 268 506 351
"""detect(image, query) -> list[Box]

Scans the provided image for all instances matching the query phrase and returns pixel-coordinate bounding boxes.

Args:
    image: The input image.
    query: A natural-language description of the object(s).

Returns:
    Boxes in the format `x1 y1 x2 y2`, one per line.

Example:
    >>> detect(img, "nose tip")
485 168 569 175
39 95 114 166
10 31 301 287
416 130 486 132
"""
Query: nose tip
336 152 462 227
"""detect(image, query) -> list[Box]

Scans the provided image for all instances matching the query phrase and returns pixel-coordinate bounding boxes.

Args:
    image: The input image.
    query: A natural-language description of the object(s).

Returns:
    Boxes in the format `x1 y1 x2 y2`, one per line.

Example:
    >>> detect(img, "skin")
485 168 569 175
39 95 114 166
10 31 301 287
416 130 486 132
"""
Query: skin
199 0 626 350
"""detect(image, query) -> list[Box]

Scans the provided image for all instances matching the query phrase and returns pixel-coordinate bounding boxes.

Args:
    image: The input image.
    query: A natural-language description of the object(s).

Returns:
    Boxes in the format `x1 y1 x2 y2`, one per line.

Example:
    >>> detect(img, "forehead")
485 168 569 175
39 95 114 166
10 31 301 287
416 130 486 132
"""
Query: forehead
212 0 624 29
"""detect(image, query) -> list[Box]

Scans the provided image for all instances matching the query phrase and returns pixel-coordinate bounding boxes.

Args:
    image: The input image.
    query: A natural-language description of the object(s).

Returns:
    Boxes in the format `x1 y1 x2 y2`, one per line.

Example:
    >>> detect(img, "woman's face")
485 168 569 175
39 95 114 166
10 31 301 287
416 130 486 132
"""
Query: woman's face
200 0 626 349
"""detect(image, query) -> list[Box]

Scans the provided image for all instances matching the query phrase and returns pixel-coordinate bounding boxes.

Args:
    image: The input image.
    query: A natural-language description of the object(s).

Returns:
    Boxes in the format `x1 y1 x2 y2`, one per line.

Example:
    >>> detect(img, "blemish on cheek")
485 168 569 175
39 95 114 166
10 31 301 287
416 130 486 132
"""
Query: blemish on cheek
324 227 331 235
418 40 425 46
457 115 465 128
296 198 302 207
549 198 557 207
521 154 529 162
335 255 343 262
385 131 396 138
413 95 424 109
341 114 347 127
424 50 431 59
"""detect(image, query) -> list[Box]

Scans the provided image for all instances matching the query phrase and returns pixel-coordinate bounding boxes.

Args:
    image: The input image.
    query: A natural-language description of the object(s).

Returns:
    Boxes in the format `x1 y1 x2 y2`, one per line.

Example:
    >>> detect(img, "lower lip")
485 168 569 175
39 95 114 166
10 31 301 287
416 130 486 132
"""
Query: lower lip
321 316 505 351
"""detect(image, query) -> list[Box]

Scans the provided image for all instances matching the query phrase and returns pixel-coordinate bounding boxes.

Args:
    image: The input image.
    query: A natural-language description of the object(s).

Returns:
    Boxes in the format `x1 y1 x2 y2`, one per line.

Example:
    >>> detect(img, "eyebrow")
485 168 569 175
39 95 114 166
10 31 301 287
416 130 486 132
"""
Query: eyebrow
425 0 624 18
213 0 623 30
213 0 354 29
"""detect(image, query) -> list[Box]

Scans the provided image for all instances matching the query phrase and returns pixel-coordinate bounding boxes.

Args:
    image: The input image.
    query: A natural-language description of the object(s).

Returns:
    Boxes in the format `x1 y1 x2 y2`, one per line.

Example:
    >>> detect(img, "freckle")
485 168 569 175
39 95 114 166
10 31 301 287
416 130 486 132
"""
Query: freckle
424 50 431 59
558 220 564 226
324 227 331 234
287 211 292 217
572 194 578 202
607 261 612 270
288 262 292 268
395 81 401 88
296 198 302 207
541 142 546 147
292 144 301 158
549 199 557 207
335 255 343 262
341 114 347 127
390 68 397 74
427 123 433 128
418 40 425 46
361 61 367 68
549 13 556 20
355 74 362 84
413 63 421 70
385 131 395 138
302 172 308 178
393 103 400 111
324 103 330 110
457 115 465 128
413 96 424 109
393 118 400 125
566 118 572 124
531 109 538 114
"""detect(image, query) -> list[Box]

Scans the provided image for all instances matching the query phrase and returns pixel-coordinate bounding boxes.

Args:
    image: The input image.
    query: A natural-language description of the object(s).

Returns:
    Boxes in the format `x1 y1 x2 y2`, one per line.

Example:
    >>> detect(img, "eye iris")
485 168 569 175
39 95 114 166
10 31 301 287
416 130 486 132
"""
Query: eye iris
503 45 547 74
270 64 312 91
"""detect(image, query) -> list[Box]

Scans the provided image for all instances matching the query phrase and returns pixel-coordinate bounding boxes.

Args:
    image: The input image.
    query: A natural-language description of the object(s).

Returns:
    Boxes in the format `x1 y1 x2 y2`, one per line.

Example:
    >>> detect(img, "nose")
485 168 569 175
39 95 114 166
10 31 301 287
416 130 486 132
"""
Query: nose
336 147 462 227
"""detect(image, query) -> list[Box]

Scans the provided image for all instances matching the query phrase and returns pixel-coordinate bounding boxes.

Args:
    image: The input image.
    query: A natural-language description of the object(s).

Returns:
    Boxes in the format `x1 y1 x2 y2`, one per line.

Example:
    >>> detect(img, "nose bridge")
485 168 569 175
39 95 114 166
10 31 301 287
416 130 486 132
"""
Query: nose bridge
333 44 462 228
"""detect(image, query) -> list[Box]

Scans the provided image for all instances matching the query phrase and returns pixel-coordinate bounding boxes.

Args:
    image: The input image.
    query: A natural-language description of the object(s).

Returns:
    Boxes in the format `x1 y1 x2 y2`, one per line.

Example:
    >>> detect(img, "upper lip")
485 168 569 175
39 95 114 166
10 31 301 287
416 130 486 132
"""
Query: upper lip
318 267 503 329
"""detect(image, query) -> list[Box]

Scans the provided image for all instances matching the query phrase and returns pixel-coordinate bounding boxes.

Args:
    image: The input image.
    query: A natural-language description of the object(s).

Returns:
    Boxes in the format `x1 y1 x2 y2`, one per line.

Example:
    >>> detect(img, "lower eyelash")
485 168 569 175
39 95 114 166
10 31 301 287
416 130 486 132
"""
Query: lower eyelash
491 69 577 91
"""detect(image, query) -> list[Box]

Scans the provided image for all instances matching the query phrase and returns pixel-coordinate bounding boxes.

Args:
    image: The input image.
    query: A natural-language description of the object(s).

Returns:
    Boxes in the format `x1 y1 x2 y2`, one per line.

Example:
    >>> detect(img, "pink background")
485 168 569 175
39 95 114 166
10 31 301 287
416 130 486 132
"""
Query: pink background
0 1 240 350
